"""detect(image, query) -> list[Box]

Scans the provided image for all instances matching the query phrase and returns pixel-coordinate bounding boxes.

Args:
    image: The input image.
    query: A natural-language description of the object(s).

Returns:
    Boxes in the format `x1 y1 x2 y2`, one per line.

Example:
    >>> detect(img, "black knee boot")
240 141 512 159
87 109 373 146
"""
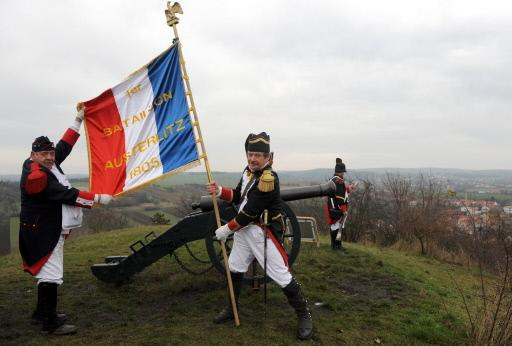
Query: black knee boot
213 272 244 324
32 283 67 324
282 278 313 340
330 230 337 250
335 228 347 253
31 283 45 323
41 283 77 335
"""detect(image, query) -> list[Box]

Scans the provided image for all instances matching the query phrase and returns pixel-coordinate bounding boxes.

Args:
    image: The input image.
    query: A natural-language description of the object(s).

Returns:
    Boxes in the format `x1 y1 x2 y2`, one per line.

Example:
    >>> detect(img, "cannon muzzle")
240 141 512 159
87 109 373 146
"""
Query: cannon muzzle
191 180 335 212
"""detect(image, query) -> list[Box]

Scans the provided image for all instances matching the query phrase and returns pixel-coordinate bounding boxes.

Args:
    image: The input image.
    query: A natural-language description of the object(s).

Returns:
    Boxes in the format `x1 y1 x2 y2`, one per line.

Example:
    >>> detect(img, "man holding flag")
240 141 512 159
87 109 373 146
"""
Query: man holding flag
19 105 113 335
207 132 313 340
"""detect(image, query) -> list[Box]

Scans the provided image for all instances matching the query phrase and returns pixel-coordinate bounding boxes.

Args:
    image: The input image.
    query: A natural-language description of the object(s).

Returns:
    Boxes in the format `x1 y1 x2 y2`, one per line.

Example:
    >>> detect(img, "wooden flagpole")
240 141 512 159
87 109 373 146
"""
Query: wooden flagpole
165 2 240 326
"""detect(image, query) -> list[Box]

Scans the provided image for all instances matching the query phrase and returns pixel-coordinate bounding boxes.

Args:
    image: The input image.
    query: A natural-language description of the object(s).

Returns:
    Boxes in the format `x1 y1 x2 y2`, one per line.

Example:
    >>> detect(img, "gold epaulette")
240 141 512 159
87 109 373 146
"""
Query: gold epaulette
258 169 275 192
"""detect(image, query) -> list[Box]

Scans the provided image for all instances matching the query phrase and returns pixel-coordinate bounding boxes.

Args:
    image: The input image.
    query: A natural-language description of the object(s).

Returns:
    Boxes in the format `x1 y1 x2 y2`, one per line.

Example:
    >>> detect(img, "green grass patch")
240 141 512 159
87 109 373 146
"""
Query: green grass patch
9 217 19 251
0 228 479 345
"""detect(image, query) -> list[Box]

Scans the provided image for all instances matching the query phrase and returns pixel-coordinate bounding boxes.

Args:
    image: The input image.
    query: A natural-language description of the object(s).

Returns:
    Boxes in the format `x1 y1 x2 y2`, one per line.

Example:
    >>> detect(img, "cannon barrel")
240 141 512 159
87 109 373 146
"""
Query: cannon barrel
191 180 335 212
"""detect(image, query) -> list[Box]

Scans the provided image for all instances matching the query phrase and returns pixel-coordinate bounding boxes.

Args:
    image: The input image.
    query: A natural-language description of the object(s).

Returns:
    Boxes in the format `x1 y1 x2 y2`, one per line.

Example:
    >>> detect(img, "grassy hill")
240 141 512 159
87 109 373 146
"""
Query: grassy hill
0 226 479 345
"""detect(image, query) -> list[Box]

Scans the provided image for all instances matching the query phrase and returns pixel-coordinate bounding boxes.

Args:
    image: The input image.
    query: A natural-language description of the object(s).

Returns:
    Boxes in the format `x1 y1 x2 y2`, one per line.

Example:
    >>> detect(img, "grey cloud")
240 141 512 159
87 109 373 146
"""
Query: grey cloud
0 0 511 173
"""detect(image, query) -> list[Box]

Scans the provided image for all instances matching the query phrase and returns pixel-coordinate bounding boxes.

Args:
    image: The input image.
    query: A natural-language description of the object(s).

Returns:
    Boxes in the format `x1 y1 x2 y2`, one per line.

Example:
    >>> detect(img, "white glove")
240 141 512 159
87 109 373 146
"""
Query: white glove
76 108 85 122
70 104 85 132
94 194 114 205
215 224 233 242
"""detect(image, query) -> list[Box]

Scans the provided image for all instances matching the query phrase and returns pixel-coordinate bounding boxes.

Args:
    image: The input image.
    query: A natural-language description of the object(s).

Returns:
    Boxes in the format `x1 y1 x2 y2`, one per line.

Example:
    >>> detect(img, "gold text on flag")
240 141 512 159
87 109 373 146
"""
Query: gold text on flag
103 116 188 170
103 91 174 137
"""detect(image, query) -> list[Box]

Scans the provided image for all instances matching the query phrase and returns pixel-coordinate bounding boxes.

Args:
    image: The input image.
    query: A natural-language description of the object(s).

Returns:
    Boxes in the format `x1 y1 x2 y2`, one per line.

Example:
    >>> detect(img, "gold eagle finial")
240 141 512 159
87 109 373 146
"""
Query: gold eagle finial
165 2 183 26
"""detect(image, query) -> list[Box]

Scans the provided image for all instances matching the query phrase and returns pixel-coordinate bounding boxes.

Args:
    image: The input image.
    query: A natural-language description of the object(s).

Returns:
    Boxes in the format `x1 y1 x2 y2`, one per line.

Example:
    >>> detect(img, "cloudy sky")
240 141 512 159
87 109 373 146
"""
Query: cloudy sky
1 0 510 174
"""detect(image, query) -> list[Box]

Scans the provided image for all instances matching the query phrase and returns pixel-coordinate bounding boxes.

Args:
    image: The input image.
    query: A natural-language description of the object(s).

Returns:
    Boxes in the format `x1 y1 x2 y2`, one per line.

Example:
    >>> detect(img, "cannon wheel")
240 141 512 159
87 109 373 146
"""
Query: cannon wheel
204 202 301 285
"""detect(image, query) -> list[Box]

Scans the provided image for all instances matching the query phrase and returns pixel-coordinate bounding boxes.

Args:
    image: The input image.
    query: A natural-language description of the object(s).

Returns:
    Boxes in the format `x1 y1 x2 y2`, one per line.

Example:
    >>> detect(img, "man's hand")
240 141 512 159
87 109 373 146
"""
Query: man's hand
94 194 114 205
76 102 85 122
71 102 85 132
334 176 344 184
207 181 221 196
347 181 357 193
76 110 84 122
215 224 233 242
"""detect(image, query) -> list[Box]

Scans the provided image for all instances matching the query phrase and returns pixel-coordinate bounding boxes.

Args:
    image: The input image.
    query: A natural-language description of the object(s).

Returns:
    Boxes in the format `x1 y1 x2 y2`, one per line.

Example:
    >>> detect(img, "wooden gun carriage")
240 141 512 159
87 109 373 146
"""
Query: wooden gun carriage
91 181 335 284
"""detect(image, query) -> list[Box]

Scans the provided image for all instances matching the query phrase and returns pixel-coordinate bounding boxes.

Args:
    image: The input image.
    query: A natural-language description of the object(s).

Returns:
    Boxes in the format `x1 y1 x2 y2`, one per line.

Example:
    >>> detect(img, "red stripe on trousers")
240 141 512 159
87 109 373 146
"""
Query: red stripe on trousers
260 225 289 270
84 89 126 195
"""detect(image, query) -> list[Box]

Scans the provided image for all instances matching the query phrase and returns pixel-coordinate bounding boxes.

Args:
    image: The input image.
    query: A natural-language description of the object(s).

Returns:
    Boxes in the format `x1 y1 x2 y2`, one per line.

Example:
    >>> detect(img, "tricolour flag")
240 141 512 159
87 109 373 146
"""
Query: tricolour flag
84 43 199 195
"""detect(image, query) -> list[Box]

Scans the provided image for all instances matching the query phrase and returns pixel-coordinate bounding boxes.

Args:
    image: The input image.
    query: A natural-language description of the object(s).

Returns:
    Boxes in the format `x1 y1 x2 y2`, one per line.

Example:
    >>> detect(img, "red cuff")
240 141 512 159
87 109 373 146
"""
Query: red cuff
25 163 47 194
220 187 233 202
62 128 80 146
340 205 348 213
75 191 95 208
227 219 240 231
346 185 353 193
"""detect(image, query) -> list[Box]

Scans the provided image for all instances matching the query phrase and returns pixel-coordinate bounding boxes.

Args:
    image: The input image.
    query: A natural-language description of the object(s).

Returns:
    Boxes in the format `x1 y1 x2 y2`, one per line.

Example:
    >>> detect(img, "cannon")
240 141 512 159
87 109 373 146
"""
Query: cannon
91 180 335 284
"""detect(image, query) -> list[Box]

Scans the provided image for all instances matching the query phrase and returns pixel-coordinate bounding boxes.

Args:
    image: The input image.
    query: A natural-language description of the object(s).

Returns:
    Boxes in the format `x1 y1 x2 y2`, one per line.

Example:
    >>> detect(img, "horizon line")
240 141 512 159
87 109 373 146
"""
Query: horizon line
2 166 512 176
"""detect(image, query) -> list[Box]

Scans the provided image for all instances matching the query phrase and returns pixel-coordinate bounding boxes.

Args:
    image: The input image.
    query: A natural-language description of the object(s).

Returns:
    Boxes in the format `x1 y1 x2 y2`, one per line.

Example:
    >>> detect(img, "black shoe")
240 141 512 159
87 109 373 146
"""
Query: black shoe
40 282 78 335
213 272 243 324
213 306 234 324
297 312 313 340
334 240 347 253
42 323 78 335
32 312 67 325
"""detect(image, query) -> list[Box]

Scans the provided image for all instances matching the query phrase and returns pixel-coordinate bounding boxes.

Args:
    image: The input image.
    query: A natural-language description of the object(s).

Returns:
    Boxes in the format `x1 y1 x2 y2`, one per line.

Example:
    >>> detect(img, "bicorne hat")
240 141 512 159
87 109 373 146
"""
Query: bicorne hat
245 132 270 153
335 158 346 173
32 136 55 152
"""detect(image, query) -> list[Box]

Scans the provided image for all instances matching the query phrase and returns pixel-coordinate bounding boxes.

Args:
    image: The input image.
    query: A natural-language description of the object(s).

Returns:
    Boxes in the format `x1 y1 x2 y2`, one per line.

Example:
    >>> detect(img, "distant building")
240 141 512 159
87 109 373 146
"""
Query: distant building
504 206 512 215
461 206 481 216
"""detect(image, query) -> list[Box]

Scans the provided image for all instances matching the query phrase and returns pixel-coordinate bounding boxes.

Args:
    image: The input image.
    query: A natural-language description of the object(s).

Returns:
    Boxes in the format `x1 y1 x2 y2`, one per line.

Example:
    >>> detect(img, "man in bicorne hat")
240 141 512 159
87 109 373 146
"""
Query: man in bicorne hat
325 158 353 252
19 104 113 335
207 132 313 340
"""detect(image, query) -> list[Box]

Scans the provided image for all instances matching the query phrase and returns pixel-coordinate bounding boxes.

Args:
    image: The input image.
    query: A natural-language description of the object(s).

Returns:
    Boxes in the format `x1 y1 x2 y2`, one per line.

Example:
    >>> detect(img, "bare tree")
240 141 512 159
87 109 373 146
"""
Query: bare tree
345 178 376 242
382 172 412 244
408 173 444 254
453 212 512 345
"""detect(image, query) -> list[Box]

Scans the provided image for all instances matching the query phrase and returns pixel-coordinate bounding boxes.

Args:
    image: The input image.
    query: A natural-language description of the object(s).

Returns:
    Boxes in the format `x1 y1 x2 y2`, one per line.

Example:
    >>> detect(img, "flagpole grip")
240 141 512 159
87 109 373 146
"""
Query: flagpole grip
166 2 240 327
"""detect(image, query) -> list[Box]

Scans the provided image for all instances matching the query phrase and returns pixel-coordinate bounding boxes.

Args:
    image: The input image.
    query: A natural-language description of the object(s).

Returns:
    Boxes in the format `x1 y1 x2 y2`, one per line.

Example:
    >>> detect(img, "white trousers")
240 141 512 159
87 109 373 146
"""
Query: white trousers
331 219 343 240
330 219 341 231
228 224 292 288
35 234 65 285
